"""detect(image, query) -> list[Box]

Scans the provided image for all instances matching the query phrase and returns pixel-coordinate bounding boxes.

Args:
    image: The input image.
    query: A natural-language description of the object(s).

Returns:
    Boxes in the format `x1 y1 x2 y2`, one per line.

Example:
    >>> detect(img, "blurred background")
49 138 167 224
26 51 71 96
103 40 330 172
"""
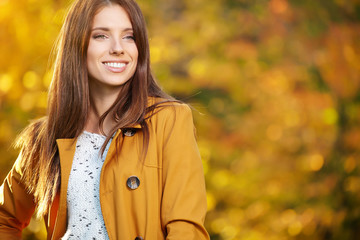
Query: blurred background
1 0 360 239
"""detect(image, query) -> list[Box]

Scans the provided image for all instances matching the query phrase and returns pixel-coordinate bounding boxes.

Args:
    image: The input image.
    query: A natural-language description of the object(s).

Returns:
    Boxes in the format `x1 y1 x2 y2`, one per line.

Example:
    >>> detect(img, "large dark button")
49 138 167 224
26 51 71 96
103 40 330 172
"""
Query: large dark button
123 128 136 137
135 237 144 240
127 176 140 190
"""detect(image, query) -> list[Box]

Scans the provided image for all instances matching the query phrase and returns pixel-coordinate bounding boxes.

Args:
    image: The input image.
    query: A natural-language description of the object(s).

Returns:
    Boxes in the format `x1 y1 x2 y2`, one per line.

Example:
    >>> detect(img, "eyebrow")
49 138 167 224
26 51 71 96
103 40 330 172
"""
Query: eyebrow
91 27 133 32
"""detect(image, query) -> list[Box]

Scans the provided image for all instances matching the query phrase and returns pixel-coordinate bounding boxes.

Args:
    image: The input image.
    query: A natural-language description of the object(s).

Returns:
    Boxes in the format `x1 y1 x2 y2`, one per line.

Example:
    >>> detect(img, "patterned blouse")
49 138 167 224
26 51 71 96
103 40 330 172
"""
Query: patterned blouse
61 131 112 240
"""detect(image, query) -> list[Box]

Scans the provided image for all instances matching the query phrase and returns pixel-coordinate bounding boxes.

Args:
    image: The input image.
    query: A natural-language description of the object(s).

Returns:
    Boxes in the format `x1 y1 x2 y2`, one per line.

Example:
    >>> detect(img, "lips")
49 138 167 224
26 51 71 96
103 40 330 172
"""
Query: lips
102 61 128 73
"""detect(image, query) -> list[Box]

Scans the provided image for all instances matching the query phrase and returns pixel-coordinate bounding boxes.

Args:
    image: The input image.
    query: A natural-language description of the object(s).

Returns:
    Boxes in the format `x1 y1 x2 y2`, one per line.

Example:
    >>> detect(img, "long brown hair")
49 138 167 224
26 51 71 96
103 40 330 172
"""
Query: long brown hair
16 0 172 218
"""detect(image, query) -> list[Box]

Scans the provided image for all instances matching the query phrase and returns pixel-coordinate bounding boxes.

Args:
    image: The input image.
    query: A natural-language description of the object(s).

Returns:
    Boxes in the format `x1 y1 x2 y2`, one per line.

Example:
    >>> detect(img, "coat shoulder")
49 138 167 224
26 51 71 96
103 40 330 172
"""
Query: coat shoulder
148 98 193 124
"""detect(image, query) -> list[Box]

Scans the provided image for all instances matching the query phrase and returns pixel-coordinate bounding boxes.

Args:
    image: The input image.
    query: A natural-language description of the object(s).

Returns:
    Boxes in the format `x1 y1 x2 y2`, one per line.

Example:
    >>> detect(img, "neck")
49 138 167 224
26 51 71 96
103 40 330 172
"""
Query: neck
85 83 122 135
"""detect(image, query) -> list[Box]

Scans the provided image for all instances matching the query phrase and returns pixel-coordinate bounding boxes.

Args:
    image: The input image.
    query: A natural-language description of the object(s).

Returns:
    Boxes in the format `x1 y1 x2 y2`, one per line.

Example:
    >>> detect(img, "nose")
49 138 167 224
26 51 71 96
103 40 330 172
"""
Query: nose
110 38 124 55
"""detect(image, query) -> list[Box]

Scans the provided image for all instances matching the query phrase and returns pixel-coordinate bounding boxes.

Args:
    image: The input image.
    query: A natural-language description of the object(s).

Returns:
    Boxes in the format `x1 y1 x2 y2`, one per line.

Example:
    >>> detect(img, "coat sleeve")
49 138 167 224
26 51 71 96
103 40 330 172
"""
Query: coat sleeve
160 103 209 240
0 154 36 240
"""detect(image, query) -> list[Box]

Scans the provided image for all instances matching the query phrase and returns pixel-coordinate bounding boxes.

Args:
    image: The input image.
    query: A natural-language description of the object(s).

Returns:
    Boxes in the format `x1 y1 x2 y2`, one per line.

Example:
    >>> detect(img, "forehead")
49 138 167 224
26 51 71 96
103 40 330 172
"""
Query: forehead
92 4 132 28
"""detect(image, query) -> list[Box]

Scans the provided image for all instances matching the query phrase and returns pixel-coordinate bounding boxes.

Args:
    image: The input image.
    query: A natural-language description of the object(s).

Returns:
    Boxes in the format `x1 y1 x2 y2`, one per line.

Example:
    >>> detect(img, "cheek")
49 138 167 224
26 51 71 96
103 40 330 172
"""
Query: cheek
132 47 139 64
87 42 97 63
86 42 100 77
87 40 108 62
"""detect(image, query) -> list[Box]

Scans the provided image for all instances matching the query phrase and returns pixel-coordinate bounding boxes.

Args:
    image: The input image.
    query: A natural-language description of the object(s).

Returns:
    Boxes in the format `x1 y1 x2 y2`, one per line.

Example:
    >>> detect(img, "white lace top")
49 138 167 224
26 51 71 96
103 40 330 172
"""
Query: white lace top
61 131 112 240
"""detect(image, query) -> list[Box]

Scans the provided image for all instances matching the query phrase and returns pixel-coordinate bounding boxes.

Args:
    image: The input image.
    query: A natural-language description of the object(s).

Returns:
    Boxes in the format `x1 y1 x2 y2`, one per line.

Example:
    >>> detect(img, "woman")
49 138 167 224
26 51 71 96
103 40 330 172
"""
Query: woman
0 0 209 239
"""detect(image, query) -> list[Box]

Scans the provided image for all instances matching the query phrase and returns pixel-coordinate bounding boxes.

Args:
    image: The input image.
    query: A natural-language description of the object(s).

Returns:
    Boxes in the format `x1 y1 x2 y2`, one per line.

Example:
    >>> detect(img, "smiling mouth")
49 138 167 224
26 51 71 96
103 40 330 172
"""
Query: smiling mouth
103 62 127 68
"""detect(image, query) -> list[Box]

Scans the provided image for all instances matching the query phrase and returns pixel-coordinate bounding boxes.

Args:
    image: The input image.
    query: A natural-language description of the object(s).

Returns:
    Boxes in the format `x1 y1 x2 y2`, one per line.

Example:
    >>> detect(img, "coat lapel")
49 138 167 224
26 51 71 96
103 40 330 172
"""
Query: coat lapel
51 138 77 240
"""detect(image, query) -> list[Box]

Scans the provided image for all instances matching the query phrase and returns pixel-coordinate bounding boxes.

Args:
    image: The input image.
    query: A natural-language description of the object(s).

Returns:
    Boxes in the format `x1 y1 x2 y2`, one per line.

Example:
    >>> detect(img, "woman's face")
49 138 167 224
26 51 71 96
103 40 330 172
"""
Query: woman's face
87 4 138 93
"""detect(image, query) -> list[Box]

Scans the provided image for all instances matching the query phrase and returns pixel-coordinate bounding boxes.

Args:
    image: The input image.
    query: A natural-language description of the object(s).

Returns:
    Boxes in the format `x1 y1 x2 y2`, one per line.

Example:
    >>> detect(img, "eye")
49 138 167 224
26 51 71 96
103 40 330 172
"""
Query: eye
123 34 135 41
92 34 107 40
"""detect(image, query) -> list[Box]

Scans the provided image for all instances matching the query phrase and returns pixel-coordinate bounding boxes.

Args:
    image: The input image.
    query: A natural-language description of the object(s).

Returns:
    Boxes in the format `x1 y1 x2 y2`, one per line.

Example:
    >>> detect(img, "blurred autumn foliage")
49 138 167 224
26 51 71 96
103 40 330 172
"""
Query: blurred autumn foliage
1 0 360 239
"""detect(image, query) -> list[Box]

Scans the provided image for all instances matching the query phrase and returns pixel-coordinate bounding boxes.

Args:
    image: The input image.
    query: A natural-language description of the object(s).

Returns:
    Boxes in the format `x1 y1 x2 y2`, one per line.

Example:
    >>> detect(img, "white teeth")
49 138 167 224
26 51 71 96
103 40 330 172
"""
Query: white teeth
104 62 126 68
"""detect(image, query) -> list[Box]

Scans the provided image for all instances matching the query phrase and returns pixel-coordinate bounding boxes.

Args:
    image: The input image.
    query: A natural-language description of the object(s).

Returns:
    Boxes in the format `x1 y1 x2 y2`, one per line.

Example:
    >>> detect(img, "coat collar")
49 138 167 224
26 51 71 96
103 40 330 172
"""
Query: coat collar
51 138 77 239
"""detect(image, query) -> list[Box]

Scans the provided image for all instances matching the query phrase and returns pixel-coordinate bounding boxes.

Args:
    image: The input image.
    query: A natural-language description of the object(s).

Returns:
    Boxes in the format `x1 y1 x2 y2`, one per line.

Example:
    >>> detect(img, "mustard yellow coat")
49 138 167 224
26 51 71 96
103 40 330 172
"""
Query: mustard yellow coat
0 102 209 240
